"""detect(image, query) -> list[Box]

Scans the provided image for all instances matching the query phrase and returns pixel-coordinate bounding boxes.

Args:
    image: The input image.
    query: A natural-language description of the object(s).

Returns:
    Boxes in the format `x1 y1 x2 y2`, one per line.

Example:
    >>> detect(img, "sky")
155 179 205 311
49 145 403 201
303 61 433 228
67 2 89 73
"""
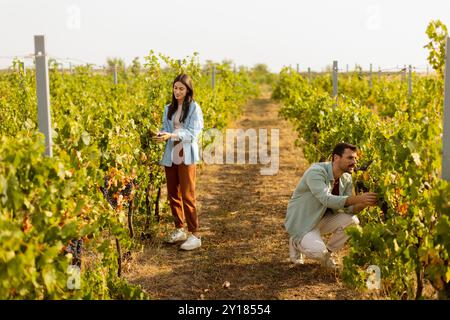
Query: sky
1 0 450 72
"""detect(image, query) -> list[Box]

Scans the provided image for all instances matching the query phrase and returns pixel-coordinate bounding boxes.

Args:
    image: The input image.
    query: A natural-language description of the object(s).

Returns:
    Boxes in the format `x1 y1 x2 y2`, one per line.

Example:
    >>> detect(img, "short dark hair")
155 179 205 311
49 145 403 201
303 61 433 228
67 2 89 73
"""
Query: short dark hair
332 142 357 162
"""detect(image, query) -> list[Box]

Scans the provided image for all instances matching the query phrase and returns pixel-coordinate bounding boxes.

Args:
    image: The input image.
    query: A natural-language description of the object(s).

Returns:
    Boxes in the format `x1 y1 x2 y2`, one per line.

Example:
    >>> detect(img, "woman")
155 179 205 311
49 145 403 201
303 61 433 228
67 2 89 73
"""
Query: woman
154 74 204 250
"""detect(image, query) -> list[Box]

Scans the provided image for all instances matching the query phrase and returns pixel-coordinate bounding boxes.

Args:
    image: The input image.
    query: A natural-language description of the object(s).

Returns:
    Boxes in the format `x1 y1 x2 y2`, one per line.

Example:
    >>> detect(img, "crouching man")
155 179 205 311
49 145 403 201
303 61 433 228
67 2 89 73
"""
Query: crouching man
285 142 377 269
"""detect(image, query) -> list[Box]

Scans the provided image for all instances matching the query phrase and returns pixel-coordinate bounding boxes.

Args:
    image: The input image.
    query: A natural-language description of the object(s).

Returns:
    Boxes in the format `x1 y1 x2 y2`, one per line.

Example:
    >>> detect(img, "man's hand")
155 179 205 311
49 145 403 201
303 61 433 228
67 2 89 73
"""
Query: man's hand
346 192 378 207
357 192 378 206
352 201 376 213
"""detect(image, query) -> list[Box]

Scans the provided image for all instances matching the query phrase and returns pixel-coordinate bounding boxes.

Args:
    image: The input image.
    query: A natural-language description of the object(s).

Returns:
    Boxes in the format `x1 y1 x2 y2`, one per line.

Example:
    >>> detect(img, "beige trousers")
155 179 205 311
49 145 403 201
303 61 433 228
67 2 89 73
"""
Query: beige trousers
291 212 359 261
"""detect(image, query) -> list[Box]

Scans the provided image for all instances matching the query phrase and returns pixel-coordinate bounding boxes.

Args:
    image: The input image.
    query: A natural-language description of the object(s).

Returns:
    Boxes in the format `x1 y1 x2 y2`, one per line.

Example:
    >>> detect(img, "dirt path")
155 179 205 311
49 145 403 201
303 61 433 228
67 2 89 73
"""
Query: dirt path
125 89 363 300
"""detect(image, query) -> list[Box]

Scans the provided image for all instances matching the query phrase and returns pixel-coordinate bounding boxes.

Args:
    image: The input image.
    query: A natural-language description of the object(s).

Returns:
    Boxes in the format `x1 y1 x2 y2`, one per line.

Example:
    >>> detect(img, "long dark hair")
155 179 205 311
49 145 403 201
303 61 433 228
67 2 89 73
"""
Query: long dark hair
167 74 194 123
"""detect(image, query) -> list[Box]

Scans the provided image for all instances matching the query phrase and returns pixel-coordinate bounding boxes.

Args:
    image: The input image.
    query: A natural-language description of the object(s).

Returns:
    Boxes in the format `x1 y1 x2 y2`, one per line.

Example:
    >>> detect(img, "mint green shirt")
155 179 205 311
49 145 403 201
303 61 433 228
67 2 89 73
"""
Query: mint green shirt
285 162 354 242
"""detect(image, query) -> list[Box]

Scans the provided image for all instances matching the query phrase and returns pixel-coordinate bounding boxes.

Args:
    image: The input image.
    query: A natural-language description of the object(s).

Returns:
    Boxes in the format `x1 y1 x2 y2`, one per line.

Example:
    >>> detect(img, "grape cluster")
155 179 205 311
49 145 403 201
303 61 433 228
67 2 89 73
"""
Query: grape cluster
355 181 369 193
140 232 152 241
100 175 118 209
66 239 83 267
99 175 110 200
120 181 133 197
354 159 373 172
100 174 136 210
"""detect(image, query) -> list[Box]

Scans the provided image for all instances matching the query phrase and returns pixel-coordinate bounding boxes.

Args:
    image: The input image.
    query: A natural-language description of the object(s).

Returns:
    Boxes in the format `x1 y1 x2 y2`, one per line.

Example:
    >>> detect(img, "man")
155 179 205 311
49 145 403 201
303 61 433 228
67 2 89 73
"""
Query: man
285 142 377 269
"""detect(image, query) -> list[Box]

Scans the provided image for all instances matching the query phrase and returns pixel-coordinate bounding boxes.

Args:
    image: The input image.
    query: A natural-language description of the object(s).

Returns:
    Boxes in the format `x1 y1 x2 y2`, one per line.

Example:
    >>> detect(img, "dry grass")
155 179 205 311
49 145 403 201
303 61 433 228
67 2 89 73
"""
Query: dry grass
124 88 368 300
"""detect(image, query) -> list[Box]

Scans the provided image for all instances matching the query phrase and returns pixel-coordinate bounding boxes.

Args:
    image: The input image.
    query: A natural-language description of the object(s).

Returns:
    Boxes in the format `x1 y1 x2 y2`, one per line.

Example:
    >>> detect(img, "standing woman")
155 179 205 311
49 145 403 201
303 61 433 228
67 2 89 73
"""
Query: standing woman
154 74 204 250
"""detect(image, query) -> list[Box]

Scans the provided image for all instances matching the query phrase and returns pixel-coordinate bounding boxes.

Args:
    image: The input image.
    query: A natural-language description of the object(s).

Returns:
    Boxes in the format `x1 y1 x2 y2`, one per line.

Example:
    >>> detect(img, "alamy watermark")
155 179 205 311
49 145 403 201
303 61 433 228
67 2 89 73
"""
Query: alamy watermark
170 128 279 175
67 265 81 290
366 265 381 290
366 5 382 31
66 5 81 30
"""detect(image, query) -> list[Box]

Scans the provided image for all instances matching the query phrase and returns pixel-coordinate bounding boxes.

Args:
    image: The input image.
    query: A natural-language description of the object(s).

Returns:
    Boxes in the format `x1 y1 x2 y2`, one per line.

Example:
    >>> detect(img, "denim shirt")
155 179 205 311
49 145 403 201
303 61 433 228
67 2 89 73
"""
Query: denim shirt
160 101 204 167
285 162 354 242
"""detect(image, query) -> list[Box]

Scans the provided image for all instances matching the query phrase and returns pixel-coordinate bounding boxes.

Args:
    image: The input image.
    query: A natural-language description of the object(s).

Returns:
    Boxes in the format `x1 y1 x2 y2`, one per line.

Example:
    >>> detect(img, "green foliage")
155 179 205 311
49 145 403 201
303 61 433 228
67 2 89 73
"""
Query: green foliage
274 59 449 299
0 51 257 299
424 20 448 78
130 57 142 77
0 133 137 299
250 63 277 85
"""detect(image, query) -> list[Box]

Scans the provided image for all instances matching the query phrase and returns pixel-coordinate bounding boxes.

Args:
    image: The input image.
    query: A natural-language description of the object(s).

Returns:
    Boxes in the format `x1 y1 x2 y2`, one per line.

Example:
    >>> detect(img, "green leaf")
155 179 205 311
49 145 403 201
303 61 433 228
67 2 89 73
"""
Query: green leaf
394 239 400 252
42 266 56 293
81 132 91 146
411 153 421 166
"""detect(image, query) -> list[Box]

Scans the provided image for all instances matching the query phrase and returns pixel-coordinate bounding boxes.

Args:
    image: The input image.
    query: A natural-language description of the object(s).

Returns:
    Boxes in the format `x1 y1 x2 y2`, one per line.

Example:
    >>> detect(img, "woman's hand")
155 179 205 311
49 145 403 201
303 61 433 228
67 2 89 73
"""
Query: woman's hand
153 131 172 142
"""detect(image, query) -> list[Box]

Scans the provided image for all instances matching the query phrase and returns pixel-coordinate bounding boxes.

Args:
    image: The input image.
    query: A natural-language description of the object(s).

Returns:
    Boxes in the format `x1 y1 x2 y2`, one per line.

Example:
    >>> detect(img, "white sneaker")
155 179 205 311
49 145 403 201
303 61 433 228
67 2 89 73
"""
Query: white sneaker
166 228 187 244
289 237 305 265
321 251 338 269
180 235 201 251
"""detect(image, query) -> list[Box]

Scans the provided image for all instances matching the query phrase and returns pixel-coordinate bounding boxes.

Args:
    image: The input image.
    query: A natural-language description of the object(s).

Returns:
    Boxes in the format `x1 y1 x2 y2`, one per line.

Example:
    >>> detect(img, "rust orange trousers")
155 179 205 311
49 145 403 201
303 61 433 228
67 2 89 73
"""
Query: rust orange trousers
164 142 198 232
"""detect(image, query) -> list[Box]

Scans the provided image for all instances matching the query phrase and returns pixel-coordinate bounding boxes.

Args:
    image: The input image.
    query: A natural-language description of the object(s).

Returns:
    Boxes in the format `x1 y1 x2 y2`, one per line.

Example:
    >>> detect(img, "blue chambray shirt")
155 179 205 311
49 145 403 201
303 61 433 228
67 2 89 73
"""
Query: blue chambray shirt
285 162 355 242
160 101 204 167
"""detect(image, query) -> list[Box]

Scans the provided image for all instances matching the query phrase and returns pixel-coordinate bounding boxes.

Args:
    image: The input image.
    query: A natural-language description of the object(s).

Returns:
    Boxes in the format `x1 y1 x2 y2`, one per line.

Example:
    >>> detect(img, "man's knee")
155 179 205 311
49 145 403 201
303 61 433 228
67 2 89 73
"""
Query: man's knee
330 214 359 236
341 213 359 228
299 239 328 261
